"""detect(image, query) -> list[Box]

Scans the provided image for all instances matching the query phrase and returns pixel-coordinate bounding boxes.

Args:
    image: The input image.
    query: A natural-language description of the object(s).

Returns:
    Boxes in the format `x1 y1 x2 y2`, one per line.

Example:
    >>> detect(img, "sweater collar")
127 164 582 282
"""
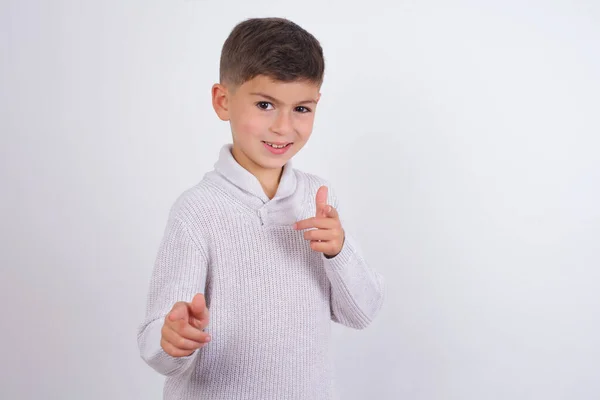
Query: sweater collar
213 143 297 204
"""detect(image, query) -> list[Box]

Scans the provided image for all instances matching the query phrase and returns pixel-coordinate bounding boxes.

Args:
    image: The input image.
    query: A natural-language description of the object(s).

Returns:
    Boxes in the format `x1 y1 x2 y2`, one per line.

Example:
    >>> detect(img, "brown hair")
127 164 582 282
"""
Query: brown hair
219 17 325 88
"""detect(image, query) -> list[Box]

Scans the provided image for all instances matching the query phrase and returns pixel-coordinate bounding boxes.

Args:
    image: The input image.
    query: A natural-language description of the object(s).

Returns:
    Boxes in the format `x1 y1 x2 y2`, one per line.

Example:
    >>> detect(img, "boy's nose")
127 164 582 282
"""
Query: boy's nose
270 111 295 136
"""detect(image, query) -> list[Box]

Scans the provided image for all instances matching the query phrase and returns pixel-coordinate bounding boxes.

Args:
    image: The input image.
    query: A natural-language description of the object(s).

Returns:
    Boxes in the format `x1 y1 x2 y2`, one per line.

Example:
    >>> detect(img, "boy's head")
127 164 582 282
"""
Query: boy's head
212 18 325 174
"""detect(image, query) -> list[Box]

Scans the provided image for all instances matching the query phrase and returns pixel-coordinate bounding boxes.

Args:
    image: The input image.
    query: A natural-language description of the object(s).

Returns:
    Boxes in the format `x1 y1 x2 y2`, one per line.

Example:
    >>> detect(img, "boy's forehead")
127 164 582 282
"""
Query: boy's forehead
238 75 320 101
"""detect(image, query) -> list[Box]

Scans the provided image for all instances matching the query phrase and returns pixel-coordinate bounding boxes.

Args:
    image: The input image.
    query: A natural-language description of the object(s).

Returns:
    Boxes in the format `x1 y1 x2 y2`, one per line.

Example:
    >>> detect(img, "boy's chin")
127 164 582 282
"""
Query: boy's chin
256 156 289 170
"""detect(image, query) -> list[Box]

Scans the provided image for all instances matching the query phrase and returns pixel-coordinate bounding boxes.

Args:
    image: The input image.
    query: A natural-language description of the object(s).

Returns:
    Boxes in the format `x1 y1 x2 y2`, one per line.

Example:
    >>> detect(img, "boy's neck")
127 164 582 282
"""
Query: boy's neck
231 146 283 200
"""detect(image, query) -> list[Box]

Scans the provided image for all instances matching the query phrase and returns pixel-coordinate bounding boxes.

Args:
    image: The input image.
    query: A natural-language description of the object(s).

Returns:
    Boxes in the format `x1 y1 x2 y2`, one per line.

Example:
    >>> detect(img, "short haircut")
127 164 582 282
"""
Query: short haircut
219 17 325 88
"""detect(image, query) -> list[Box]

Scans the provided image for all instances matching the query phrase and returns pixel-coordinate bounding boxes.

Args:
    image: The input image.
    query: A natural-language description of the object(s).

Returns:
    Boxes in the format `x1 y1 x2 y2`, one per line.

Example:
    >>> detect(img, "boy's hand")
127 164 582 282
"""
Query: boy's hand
294 186 345 258
161 293 211 357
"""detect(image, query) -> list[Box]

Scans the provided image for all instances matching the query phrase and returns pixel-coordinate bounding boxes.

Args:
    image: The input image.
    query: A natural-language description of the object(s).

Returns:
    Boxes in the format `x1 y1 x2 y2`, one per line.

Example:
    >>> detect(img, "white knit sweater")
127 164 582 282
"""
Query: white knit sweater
137 144 385 399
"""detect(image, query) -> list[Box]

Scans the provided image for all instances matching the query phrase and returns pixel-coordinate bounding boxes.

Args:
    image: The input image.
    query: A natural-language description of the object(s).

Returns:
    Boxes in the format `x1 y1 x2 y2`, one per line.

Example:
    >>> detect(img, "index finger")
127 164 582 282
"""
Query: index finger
190 293 208 320
294 216 337 231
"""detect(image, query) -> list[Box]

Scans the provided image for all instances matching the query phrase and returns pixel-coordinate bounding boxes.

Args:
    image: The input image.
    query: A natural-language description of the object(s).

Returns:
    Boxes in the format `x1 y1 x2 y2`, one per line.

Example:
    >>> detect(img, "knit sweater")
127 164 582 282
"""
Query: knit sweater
137 144 385 400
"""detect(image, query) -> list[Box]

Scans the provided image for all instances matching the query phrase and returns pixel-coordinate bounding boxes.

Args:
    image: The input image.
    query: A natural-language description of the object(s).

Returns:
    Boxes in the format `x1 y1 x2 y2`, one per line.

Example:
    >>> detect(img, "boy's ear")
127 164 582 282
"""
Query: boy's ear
211 83 230 121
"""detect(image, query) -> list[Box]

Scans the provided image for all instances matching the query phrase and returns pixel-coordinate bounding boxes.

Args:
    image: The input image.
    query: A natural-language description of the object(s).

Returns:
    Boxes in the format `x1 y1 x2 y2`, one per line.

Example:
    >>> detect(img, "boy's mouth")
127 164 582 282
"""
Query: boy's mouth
262 141 292 149
262 141 293 155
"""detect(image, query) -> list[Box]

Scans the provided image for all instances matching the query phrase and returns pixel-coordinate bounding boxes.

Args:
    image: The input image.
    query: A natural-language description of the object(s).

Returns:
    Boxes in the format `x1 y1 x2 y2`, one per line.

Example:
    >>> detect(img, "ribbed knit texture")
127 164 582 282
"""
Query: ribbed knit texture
137 144 385 400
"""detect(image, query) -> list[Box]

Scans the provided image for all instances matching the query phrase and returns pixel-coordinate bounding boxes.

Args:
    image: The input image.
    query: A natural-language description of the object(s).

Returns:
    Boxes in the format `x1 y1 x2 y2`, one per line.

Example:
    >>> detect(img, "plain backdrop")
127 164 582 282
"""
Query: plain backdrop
1 1 599 399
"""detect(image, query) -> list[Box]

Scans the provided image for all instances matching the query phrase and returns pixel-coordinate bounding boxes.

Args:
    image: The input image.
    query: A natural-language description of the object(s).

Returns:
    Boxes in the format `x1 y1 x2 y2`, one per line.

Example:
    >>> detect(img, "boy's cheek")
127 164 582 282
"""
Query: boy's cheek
239 120 265 139
233 110 269 136
297 115 316 135
231 117 259 139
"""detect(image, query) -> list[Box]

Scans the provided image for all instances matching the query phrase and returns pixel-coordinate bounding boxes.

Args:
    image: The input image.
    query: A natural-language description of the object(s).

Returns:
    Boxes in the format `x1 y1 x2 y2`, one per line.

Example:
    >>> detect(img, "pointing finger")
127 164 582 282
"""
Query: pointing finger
294 217 337 231
190 294 208 319
190 294 209 329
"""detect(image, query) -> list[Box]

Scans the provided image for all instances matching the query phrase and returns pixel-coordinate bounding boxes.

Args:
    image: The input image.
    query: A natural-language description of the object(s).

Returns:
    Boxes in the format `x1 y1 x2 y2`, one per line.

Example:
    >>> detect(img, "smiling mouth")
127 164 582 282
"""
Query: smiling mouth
262 141 293 149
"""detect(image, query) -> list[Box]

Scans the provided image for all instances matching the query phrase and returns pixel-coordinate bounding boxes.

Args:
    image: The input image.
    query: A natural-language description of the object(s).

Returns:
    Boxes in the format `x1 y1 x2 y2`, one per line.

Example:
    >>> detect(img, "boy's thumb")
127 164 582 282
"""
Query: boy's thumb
315 186 328 217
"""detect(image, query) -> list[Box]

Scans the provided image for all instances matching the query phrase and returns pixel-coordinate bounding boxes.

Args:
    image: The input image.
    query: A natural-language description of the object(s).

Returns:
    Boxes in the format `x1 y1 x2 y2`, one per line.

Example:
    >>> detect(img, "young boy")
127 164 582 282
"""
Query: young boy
137 17 385 400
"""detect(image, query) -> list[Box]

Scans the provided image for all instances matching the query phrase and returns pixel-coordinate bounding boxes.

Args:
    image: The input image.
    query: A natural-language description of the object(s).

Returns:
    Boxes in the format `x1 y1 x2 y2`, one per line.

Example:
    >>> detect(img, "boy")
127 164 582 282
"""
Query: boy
137 17 384 400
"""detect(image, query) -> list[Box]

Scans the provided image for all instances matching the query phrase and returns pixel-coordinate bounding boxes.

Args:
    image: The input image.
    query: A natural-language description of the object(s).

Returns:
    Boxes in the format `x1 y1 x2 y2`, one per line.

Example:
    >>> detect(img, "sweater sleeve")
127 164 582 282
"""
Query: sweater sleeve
137 213 209 377
322 189 385 329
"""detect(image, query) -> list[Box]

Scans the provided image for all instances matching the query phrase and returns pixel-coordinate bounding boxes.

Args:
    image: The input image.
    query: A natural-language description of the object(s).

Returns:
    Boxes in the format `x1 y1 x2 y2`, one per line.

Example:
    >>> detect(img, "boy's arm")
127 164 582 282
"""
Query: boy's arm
137 214 209 377
295 184 385 329
323 230 385 329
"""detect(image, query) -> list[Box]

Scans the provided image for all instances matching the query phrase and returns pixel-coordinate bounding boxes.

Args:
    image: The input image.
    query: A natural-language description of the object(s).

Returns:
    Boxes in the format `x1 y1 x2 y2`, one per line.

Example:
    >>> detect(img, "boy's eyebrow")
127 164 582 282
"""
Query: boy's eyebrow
249 92 317 105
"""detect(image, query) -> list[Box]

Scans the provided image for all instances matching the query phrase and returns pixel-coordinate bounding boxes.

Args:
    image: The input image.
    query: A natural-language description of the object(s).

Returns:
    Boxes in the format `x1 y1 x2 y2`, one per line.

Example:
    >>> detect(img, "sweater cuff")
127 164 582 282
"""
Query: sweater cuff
322 234 358 271
140 318 198 376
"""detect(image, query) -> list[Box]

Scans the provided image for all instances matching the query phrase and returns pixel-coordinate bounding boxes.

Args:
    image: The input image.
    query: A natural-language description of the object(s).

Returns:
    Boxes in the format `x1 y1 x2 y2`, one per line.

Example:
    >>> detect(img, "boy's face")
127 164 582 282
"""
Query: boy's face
212 75 321 173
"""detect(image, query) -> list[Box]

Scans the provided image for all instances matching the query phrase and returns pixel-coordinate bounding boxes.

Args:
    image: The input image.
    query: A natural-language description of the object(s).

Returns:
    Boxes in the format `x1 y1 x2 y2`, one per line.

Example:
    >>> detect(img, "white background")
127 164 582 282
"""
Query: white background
1 1 599 399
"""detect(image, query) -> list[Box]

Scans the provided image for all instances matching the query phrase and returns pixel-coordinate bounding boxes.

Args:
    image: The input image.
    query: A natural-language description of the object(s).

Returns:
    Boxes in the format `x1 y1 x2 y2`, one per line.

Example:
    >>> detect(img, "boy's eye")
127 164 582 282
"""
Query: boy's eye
295 106 311 113
256 102 312 113
256 101 273 110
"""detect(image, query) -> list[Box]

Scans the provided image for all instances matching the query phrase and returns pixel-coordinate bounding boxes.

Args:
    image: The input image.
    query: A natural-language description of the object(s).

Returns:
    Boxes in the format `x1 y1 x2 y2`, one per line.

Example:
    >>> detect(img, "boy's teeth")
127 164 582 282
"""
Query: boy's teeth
266 142 287 149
